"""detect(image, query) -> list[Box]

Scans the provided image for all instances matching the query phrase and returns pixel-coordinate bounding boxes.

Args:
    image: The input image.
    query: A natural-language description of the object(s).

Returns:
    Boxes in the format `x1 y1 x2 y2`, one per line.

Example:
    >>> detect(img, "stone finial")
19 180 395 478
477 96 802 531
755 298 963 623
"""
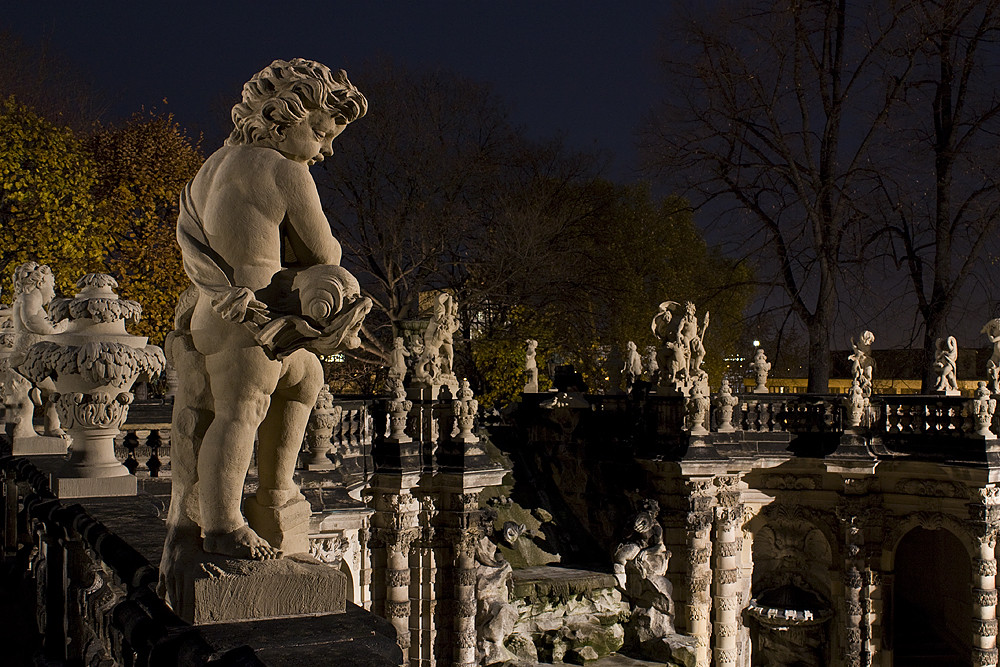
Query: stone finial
933 335 960 395
687 377 711 435
849 330 875 397
302 385 342 470
715 379 739 433
751 348 771 394
843 380 867 429
386 377 413 444
968 381 996 439
453 378 479 444
983 319 1000 393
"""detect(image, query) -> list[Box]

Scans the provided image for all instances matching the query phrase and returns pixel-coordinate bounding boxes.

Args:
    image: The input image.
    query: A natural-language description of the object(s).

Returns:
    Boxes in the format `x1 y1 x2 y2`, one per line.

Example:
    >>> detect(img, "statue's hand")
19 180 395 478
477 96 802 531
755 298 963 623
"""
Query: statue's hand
211 287 267 322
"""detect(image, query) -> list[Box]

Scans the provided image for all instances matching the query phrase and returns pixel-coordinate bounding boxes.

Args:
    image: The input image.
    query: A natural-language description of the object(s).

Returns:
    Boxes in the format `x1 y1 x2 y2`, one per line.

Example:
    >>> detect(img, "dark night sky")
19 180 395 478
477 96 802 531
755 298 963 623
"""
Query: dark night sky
4 1 672 182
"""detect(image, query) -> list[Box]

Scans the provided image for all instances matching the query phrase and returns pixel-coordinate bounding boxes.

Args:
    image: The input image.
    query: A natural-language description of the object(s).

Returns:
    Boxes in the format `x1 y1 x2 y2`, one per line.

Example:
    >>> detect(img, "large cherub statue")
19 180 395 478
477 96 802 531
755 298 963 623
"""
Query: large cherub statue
8 262 67 438
424 292 460 378
162 58 370 584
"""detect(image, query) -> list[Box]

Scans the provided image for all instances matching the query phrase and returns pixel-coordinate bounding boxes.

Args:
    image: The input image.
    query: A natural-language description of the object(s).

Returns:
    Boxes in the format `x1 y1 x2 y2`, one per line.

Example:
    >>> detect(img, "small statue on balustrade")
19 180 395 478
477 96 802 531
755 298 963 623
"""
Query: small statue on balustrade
524 339 538 393
933 335 960 395
624 340 643 391
751 348 771 394
8 262 67 439
849 330 875 397
386 336 409 383
644 345 658 385
983 319 1000 393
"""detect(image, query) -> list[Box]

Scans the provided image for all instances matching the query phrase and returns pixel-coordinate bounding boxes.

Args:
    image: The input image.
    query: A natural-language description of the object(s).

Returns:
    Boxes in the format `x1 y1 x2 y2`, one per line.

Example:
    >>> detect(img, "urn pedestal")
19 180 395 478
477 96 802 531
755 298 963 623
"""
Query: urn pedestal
17 274 164 498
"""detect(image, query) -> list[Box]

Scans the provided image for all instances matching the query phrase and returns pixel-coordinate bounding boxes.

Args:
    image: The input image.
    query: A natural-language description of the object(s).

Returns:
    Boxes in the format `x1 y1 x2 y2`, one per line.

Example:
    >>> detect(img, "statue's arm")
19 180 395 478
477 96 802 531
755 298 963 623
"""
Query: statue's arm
278 162 342 266
19 293 60 334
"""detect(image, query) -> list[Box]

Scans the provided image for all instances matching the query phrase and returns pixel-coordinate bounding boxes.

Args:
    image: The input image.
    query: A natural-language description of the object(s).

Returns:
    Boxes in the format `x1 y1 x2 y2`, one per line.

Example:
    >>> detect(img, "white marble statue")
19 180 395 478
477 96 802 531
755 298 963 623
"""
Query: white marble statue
614 499 675 644
849 330 875 397
983 319 1000 393
624 340 643 389
644 345 658 384
751 348 771 394
162 58 370 580
524 339 538 393
933 335 960 395
387 336 409 382
8 262 68 439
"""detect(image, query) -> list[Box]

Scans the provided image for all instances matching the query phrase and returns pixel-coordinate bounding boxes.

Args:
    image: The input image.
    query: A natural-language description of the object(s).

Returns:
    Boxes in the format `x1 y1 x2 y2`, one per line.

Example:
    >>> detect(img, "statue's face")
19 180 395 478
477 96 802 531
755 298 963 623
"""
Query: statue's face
272 110 345 165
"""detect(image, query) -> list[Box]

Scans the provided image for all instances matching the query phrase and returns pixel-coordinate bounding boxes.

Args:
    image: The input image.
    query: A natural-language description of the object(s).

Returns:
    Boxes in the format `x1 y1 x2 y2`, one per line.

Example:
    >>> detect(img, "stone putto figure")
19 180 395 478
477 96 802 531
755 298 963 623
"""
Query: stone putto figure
933 335 960 395
162 58 370 584
524 338 538 393
644 345 658 385
386 335 409 382
751 348 771 394
624 340 643 390
8 262 67 439
849 330 875 397
423 292 460 381
613 499 675 646
983 319 1000 393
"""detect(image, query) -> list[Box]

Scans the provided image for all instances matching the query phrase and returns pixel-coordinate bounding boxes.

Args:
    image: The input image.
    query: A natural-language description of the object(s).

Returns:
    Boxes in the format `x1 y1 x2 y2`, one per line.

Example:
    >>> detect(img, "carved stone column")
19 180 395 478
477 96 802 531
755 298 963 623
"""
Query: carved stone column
372 490 420 659
712 475 742 667
684 478 715 666
973 533 999 667
452 492 481 667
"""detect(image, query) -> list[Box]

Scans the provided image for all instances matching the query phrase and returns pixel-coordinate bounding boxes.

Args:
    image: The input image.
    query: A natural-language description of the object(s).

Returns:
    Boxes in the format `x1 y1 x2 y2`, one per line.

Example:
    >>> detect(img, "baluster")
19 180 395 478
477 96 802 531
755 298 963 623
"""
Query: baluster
145 430 162 477
122 431 139 474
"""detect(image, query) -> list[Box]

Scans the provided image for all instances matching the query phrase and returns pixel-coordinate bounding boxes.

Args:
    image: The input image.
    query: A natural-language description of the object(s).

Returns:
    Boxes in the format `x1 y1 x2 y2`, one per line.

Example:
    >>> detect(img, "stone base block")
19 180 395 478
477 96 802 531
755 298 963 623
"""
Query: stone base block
244 495 311 555
190 554 347 625
12 434 70 456
53 473 137 498
305 460 335 472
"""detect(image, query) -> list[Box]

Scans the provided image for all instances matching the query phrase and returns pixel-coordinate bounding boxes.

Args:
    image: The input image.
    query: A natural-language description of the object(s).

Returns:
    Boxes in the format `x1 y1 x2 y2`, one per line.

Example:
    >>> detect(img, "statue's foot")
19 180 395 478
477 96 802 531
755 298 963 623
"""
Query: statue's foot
204 525 281 560
47 428 69 439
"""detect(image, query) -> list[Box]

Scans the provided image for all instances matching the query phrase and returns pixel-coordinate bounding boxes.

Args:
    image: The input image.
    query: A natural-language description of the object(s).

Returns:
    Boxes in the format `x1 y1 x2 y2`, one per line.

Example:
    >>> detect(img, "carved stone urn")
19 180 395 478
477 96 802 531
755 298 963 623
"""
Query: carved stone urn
18 274 165 497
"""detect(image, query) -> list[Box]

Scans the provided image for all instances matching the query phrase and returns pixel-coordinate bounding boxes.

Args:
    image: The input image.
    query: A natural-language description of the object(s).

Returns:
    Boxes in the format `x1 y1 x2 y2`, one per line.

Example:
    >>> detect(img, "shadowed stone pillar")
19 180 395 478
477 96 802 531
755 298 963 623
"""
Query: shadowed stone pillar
973 533 998 667
712 474 742 667
371 488 420 660
684 478 715 666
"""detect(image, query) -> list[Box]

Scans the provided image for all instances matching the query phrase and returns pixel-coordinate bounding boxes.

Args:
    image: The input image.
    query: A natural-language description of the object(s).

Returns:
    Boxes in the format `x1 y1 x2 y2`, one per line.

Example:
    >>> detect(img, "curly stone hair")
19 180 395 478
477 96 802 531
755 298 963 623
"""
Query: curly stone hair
226 58 368 146
12 262 52 296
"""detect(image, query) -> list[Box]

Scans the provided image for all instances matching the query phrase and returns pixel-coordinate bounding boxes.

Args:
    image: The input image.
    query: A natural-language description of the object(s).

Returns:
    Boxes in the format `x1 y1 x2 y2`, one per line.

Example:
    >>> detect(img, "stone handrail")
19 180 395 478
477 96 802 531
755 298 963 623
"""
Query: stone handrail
0 456 261 666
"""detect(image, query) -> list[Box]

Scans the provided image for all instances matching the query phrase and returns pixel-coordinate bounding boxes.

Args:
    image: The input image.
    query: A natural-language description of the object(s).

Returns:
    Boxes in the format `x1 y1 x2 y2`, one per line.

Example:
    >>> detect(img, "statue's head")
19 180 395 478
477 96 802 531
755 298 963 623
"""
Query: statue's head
12 262 54 300
227 58 368 147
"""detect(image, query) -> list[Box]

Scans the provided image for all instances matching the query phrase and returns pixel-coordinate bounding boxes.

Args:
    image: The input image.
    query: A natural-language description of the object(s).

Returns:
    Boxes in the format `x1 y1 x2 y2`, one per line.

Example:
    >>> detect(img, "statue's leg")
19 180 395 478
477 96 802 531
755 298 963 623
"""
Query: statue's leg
198 347 282 559
256 350 324 506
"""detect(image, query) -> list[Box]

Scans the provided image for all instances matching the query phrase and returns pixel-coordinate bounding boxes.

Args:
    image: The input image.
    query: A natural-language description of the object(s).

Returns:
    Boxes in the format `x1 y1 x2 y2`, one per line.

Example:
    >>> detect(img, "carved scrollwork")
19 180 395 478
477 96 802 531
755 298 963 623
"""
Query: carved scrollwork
55 391 133 430
717 595 741 612
716 541 740 558
455 599 477 617
896 478 968 499
716 623 738 638
762 474 821 490
687 547 711 566
976 558 999 577
717 568 739 585
456 629 477 649
973 647 1000 667
308 535 349 565
456 569 476 587
974 619 999 637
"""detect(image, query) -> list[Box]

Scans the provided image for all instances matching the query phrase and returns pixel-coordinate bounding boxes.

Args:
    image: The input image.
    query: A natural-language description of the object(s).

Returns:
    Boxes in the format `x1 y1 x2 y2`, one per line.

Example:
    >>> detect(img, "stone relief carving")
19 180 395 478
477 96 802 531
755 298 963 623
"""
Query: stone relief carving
386 336 409 383
715 379 739 433
414 292 460 387
968 381 997 439
159 59 371 613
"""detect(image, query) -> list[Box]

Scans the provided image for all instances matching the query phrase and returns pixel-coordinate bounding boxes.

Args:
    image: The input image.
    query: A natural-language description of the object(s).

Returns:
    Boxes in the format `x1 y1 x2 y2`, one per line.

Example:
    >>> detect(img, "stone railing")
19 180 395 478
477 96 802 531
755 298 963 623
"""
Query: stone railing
0 456 259 666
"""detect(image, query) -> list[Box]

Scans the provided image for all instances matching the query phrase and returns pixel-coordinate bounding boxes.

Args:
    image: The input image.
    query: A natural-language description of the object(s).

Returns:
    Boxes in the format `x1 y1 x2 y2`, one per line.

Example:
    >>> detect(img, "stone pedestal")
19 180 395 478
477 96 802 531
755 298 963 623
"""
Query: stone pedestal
244 495 311 555
54 473 137 499
183 554 347 625
12 434 69 456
